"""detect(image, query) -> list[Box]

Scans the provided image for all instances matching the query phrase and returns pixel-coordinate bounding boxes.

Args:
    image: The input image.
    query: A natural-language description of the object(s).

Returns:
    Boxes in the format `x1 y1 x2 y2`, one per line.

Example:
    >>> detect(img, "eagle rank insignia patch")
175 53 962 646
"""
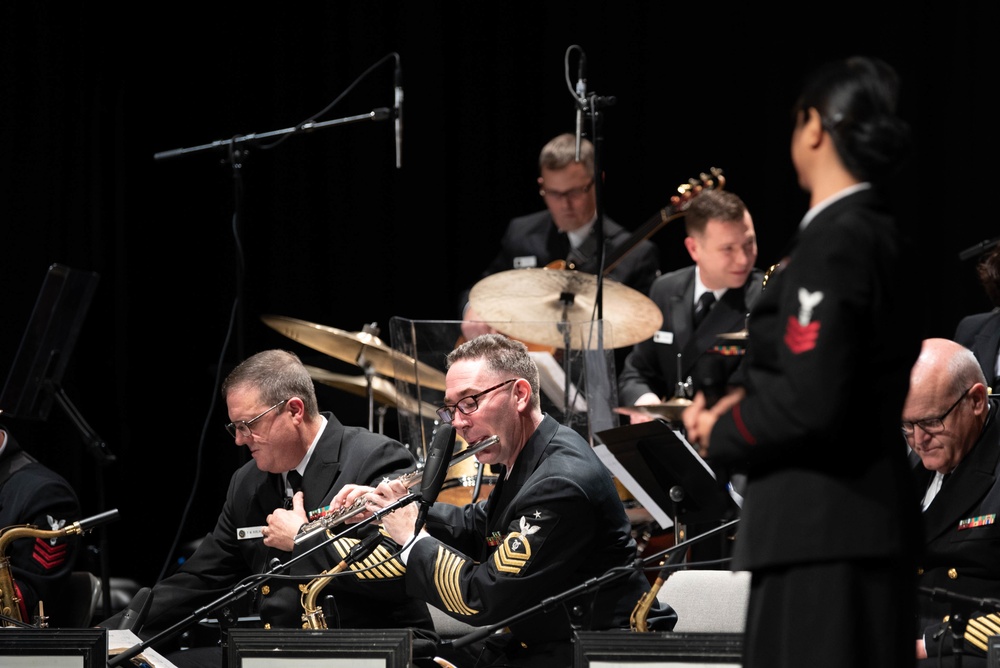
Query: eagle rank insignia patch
493 515 541 575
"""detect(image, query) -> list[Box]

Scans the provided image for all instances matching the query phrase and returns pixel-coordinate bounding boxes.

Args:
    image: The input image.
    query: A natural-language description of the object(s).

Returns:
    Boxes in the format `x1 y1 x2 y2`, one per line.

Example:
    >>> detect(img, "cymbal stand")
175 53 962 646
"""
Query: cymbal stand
673 353 691 400
357 322 381 432
557 290 575 424
376 405 388 435
356 352 376 432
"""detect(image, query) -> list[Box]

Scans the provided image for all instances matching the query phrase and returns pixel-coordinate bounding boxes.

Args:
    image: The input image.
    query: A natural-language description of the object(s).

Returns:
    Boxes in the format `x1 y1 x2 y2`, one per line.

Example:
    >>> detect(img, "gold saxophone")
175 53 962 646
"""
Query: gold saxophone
630 571 667 632
299 532 382 629
298 435 499 628
0 520 93 627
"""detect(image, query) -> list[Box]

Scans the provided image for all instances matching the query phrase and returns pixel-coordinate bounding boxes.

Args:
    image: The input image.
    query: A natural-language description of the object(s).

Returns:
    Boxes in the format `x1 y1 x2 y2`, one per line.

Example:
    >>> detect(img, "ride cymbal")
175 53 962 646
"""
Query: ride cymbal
468 269 662 350
303 365 439 416
262 314 447 391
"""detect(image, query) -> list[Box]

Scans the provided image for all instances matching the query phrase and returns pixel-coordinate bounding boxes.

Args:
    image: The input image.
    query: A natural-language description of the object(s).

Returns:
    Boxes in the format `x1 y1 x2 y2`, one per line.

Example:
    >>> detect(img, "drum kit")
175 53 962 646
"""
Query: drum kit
262 268 745 506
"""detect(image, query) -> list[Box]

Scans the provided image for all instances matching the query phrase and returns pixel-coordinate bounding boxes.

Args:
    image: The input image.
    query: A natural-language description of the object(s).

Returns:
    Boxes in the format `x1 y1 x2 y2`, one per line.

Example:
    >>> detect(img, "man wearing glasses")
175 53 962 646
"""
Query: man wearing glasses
111 349 435 667
904 338 1000 666
332 334 675 667
458 132 661 342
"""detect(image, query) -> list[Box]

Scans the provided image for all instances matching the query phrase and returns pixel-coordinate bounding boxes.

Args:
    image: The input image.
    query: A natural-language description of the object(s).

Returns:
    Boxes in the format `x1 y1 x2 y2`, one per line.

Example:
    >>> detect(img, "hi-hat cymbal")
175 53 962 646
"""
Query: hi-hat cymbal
613 397 692 421
303 365 440 417
262 315 447 391
468 269 663 350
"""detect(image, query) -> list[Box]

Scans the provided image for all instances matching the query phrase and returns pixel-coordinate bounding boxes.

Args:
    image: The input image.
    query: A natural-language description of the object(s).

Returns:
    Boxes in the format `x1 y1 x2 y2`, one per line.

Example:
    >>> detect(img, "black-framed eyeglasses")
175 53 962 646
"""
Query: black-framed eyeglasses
539 178 594 201
436 379 517 424
225 399 289 438
901 386 972 436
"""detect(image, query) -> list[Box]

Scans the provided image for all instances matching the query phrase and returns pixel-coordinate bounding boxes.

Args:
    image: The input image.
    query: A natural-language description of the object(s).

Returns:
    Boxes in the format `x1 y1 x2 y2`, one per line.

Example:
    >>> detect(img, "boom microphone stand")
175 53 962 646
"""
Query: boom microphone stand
446 518 739 650
106 492 420 667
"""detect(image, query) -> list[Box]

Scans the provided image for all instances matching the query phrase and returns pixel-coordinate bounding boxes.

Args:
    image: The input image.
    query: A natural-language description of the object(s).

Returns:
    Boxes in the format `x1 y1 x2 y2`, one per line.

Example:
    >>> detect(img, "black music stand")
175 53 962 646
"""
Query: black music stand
596 420 735 545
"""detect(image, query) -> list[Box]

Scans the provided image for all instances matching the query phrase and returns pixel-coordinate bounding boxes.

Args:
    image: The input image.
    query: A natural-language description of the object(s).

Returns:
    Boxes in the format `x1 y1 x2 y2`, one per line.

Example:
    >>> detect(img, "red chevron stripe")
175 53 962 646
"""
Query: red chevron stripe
784 317 820 354
33 539 68 570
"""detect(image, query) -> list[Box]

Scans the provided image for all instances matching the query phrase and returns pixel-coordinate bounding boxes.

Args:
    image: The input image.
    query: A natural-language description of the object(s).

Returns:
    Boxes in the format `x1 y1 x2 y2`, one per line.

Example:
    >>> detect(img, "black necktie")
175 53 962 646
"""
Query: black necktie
693 292 716 329
285 470 303 507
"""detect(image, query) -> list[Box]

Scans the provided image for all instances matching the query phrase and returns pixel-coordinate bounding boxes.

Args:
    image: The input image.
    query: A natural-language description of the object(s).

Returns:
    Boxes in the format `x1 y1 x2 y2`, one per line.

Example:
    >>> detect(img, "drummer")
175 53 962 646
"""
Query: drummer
618 189 764 425
457 132 660 344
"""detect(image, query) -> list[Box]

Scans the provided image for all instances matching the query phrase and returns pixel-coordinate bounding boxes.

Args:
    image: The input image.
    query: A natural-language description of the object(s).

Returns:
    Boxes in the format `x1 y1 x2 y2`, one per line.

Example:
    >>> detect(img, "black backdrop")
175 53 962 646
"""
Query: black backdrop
0 3 994 590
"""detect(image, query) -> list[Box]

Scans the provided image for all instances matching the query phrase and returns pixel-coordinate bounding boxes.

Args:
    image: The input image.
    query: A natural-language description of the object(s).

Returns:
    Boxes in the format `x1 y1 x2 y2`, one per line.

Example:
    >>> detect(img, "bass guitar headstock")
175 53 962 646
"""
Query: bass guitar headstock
670 167 725 210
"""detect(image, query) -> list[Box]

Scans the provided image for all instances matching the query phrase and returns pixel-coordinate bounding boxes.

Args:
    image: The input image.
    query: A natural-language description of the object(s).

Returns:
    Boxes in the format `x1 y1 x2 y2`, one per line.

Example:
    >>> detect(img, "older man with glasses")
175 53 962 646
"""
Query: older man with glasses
103 349 436 668
904 338 1000 666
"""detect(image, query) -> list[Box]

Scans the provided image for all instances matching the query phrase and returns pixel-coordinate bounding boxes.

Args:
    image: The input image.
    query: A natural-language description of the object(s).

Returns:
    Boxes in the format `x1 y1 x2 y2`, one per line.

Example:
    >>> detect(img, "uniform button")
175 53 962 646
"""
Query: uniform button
948 569 958 579
262 585 271 595
916 567 924 575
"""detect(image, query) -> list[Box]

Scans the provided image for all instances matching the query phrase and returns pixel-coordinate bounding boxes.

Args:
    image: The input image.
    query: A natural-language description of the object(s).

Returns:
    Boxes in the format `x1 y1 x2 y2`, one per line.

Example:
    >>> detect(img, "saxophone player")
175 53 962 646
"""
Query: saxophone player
0 423 82 627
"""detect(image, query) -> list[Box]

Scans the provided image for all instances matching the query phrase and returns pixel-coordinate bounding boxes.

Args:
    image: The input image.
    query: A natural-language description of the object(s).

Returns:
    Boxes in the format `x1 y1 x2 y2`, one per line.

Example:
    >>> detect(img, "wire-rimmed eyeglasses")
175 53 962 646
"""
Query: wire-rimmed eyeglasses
539 178 594 202
225 399 288 438
901 386 972 436
436 379 516 424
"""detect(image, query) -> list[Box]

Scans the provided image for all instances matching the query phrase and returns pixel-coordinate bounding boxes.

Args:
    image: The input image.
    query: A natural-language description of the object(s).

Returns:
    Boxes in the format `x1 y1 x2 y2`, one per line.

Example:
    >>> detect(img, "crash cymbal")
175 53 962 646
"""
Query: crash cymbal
613 397 693 421
468 269 663 350
303 365 440 416
262 315 447 391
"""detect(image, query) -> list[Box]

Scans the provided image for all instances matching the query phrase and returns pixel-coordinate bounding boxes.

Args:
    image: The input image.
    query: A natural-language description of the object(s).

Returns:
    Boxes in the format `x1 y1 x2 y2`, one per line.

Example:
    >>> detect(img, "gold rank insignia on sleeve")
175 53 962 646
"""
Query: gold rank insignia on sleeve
965 613 1000 651
434 545 478 616
331 531 407 580
492 516 541 575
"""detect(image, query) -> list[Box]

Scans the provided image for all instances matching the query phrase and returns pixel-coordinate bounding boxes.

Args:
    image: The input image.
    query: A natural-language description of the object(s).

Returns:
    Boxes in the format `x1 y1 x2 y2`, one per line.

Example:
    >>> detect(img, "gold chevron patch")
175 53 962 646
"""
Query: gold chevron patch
330 534 406 580
433 545 478 616
965 613 1000 651
493 531 531 574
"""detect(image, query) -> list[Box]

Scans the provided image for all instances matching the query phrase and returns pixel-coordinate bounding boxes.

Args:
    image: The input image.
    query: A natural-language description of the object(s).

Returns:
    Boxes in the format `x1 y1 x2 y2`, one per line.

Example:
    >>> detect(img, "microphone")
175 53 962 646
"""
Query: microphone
116 587 153 632
919 586 1000 612
415 424 457 533
394 57 403 169
575 51 587 161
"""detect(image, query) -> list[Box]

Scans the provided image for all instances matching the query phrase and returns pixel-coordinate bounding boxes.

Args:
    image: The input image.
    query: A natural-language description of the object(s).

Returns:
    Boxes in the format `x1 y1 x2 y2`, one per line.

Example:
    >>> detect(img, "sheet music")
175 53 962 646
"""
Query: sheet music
109 630 179 668
594 443 672 529
672 428 718 479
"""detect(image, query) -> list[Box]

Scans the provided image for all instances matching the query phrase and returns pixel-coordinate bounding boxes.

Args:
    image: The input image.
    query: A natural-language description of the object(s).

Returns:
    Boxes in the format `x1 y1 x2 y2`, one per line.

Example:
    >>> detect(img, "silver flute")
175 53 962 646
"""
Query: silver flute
294 434 499 545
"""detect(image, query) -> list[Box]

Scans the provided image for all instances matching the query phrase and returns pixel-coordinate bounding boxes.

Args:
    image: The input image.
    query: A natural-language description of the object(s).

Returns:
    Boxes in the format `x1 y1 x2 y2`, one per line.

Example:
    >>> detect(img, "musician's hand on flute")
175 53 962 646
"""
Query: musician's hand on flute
365 478 420 547
264 491 308 551
330 484 376 524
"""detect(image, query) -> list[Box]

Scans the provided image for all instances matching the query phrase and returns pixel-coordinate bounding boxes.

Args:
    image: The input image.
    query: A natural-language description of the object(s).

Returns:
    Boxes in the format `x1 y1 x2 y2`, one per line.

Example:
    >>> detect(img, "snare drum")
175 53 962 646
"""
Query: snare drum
438 435 496 504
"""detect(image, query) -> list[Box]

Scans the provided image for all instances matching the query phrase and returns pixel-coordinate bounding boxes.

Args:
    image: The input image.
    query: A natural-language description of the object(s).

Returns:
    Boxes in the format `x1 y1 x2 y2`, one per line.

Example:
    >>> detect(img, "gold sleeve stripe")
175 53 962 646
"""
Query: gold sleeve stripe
332 536 355 559
965 613 1000 652
434 545 478 616
348 543 406 580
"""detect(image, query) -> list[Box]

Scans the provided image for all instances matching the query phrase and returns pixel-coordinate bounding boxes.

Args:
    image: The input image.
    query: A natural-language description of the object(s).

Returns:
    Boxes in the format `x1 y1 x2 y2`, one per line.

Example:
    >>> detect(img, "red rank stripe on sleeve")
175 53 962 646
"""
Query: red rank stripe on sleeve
33 538 68 570
784 317 820 354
